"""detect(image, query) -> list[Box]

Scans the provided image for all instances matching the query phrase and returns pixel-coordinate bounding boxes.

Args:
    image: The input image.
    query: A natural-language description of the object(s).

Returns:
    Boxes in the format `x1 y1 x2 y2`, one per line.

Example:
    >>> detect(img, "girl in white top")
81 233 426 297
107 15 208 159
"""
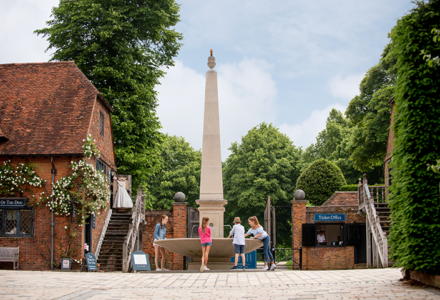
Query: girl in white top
245 216 276 271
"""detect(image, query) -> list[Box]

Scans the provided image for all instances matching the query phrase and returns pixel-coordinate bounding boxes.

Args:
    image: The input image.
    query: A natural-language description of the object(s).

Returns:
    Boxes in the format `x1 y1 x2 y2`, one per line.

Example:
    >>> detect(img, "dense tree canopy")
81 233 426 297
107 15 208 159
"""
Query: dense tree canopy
301 109 383 185
388 0 440 274
345 41 396 171
296 159 346 206
223 123 301 246
35 0 183 189
146 135 201 210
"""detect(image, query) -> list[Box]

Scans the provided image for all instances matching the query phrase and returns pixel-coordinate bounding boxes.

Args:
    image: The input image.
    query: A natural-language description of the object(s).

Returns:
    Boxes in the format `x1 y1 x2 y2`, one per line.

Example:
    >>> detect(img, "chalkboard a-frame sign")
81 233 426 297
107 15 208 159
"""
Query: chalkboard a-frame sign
81 253 98 272
131 250 151 272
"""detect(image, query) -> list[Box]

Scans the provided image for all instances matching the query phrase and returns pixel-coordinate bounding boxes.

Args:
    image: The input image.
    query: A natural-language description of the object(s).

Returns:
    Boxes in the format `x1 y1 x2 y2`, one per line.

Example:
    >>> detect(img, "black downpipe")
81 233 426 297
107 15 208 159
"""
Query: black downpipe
50 157 57 270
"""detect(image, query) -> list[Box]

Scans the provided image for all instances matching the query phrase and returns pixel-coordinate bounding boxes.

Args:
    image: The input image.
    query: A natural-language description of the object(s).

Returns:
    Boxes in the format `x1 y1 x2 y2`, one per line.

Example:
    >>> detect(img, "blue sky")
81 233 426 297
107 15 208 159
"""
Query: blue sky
0 1 415 160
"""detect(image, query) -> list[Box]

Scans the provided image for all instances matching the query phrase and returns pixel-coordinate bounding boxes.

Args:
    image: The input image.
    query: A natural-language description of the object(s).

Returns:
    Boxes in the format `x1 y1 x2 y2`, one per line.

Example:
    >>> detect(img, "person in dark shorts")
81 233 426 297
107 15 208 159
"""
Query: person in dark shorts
228 217 246 270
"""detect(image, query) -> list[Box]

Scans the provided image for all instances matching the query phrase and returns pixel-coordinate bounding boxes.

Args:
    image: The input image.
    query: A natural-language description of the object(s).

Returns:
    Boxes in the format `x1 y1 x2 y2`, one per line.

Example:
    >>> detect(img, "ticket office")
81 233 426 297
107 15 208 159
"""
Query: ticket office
302 213 365 248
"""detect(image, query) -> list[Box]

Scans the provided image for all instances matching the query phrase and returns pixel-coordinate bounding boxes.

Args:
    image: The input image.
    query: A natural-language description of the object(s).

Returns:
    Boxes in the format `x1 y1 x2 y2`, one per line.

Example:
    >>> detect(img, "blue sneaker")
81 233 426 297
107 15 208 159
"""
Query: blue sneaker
231 266 237 270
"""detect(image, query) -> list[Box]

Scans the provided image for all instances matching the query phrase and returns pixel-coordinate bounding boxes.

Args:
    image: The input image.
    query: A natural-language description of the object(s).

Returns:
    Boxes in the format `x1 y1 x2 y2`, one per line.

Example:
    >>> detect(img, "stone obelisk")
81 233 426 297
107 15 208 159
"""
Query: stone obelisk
196 50 227 238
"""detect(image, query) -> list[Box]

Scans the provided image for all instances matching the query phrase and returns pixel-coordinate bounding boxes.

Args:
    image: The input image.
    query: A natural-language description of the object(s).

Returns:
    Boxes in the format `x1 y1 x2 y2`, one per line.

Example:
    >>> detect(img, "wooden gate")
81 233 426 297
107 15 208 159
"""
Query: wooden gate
187 207 199 238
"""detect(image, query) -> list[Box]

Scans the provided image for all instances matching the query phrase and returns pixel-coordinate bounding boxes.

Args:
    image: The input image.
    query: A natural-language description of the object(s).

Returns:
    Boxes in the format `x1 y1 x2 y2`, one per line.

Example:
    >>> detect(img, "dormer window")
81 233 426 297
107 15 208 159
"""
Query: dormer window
0 127 8 143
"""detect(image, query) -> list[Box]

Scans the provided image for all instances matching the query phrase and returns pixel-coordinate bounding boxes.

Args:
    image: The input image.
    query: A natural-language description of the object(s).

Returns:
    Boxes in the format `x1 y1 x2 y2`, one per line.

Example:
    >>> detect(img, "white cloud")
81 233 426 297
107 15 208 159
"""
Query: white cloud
156 59 277 160
329 73 364 101
278 103 347 149
0 0 58 63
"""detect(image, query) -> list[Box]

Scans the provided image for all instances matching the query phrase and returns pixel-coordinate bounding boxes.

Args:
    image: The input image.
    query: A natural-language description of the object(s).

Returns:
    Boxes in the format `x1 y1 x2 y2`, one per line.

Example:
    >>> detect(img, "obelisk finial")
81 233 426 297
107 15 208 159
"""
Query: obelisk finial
208 50 216 70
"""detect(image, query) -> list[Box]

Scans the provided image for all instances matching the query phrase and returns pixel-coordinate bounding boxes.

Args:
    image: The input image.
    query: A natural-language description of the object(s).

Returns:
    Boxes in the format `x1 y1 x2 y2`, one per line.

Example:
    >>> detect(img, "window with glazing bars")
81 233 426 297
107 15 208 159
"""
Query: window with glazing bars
0 208 33 237
96 159 107 175
99 111 104 136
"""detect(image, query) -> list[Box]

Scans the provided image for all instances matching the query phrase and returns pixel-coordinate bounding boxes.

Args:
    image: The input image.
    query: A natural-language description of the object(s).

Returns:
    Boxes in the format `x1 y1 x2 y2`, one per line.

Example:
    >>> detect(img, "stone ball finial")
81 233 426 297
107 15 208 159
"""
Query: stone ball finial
294 189 305 200
208 52 216 70
174 192 185 202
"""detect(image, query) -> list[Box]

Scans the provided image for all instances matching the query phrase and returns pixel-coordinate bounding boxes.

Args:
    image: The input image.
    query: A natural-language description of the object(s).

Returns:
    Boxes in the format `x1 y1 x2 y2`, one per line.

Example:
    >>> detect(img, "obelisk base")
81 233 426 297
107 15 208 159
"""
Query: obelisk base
188 257 234 270
196 199 227 238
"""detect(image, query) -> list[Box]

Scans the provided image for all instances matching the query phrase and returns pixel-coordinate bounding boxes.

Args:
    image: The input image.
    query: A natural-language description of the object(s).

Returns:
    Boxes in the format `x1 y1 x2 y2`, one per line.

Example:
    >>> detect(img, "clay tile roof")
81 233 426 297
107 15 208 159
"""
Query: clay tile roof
0 61 112 156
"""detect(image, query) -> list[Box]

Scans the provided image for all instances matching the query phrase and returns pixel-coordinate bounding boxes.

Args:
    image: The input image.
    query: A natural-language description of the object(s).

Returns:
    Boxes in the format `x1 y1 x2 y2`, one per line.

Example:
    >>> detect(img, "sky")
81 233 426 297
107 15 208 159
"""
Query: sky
0 1 415 160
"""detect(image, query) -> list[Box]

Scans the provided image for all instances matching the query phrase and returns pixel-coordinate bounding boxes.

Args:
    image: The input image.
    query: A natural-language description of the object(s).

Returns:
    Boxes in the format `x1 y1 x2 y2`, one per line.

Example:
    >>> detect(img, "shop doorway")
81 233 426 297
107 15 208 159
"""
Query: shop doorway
355 224 367 264
84 215 92 256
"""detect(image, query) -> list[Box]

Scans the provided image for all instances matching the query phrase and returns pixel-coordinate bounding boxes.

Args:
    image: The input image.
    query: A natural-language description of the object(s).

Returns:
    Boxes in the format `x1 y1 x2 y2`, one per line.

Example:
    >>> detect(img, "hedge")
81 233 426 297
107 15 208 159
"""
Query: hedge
339 184 358 191
296 159 346 206
389 0 440 275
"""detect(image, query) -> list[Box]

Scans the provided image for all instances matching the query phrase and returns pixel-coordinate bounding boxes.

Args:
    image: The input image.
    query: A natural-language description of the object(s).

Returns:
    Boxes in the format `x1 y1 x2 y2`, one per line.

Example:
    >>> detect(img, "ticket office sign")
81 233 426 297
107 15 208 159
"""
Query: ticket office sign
314 214 346 222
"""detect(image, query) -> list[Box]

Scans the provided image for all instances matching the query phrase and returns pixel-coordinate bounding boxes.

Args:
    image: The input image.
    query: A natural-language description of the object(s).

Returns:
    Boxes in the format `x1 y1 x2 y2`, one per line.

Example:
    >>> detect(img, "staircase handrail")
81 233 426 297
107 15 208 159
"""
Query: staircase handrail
95 208 112 261
122 186 145 273
363 182 389 267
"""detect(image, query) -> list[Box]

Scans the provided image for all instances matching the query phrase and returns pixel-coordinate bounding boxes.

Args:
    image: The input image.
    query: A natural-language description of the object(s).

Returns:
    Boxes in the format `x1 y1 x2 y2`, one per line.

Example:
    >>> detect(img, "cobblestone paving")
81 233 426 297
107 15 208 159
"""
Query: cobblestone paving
0 268 439 299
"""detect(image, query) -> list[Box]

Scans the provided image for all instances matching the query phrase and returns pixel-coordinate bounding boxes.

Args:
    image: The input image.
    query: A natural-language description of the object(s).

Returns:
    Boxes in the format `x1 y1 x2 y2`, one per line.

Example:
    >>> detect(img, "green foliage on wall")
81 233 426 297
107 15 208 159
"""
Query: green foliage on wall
35 0 183 190
389 0 440 275
296 159 346 206
146 135 201 210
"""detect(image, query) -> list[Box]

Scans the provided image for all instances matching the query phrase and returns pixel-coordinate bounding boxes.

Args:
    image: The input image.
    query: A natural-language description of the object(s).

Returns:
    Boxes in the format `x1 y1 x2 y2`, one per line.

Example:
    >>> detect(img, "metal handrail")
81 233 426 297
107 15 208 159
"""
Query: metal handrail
122 186 145 272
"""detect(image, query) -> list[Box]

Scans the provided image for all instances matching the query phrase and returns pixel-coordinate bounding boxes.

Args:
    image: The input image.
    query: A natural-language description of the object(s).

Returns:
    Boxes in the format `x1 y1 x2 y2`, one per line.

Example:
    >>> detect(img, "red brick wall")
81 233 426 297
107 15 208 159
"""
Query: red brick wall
0 156 110 270
87 98 116 170
172 202 187 270
321 192 358 206
302 246 355 270
291 200 365 270
142 203 187 270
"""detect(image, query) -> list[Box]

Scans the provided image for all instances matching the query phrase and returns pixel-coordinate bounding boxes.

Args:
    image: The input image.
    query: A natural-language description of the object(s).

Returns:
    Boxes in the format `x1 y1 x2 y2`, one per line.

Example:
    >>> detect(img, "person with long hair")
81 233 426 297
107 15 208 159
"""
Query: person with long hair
245 216 276 271
153 215 169 271
198 217 212 272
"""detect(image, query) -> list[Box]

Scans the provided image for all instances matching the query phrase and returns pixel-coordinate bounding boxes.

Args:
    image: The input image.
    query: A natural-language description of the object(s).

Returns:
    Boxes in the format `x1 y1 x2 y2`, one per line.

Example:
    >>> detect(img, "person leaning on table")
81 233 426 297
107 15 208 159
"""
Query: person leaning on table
245 216 276 271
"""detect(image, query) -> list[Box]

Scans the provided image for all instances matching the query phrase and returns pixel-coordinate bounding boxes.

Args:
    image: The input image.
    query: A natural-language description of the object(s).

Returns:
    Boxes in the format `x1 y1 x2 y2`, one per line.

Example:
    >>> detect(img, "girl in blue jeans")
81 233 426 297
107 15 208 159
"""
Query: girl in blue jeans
245 216 276 271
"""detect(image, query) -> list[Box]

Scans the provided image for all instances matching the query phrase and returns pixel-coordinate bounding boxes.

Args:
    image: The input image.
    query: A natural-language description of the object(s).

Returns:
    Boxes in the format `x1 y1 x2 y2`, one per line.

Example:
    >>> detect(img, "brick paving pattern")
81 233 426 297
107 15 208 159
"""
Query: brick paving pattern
0 268 439 299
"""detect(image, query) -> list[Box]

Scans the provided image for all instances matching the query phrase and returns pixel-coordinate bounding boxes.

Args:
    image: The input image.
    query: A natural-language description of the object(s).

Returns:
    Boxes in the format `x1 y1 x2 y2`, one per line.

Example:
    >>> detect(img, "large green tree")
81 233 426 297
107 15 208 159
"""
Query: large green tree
223 123 301 246
35 0 183 189
146 135 201 210
301 109 383 184
345 41 397 171
389 0 440 274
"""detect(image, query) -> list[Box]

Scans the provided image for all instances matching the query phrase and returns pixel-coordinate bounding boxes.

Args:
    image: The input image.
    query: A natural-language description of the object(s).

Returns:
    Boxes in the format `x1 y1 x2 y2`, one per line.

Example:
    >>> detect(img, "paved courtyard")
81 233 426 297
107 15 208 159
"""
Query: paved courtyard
0 268 439 299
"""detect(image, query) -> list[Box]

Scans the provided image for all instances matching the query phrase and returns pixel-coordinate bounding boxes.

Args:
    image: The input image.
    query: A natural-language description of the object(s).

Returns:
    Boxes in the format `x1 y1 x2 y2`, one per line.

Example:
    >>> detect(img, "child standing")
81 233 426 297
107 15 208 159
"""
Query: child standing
227 217 246 270
198 217 212 272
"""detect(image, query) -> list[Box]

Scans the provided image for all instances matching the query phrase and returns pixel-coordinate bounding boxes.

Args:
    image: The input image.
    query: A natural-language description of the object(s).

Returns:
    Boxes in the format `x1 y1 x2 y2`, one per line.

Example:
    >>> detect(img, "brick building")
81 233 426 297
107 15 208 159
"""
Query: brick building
0 62 116 270
292 191 366 270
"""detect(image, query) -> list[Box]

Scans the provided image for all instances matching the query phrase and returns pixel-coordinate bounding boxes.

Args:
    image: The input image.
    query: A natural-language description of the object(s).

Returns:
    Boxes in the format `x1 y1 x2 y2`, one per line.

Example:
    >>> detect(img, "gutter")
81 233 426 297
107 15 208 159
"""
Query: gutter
50 157 57 270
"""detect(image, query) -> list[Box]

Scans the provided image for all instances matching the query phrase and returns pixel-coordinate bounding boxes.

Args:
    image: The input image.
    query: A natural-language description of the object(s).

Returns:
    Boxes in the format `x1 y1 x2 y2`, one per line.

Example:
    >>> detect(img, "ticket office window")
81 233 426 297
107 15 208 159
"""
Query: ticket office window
302 223 363 247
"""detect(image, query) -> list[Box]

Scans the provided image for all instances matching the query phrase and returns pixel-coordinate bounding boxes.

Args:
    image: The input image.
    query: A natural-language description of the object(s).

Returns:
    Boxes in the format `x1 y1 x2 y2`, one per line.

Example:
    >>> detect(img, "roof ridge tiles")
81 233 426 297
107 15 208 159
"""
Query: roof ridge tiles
0 61 75 67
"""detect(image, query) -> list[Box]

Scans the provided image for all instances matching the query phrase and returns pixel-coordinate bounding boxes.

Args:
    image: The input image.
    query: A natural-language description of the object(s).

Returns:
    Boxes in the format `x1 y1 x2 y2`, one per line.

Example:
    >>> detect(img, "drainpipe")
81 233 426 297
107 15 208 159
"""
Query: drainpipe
50 157 57 270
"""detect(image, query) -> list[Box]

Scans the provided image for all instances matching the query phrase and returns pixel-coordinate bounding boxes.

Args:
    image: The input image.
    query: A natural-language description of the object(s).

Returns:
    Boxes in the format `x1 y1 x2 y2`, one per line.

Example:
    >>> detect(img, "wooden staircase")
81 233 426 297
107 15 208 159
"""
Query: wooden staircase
358 176 392 268
98 211 132 271
376 203 391 235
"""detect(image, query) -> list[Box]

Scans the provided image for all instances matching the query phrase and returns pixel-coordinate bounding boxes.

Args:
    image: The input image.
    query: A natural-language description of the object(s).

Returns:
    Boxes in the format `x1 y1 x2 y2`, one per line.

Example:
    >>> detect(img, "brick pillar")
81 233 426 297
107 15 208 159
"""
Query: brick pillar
172 202 187 270
291 199 307 269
